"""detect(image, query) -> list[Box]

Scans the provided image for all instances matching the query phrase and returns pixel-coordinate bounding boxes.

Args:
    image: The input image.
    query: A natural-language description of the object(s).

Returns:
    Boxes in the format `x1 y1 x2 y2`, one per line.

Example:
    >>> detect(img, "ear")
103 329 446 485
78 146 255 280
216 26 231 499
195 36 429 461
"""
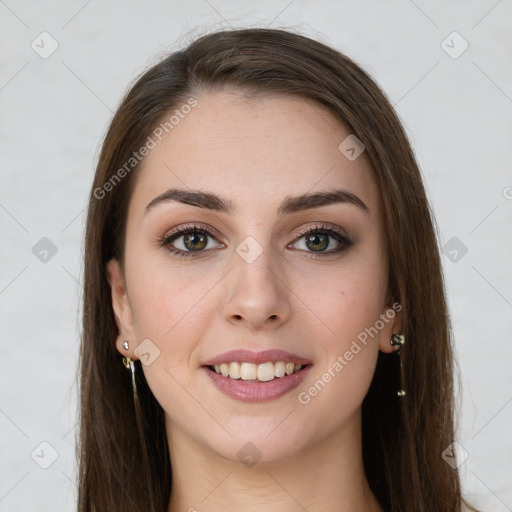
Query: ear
378 299 404 354
106 258 138 360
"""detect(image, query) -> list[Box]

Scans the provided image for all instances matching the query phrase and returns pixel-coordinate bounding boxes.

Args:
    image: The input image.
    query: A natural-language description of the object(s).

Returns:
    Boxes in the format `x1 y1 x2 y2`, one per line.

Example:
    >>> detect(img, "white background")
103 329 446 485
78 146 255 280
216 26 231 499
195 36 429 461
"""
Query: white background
1 1 511 510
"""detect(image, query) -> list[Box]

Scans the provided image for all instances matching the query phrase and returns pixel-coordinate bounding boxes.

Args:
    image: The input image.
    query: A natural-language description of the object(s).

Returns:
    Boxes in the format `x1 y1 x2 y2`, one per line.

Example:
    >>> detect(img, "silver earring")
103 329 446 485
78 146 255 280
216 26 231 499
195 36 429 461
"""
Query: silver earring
123 340 129 350
390 334 406 397
390 333 404 352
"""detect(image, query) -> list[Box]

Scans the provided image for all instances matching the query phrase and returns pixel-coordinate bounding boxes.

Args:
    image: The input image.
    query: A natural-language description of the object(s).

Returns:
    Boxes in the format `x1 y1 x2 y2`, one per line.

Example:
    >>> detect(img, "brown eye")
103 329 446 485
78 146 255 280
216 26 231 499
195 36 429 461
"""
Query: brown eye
160 224 224 258
182 232 208 251
290 224 353 257
304 233 329 252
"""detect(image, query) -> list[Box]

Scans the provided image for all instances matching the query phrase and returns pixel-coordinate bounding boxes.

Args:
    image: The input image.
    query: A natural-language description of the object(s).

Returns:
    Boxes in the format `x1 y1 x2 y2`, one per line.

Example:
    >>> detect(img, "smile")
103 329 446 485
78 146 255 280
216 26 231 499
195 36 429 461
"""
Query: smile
203 363 312 402
209 361 306 381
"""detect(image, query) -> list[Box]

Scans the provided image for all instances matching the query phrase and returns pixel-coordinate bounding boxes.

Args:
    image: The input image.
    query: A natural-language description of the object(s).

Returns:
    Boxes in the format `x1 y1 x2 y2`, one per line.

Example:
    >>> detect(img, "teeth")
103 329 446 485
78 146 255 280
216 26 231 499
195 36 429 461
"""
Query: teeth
274 361 285 378
257 362 275 382
229 361 241 379
240 362 257 380
211 361 305 381
220 363 229 377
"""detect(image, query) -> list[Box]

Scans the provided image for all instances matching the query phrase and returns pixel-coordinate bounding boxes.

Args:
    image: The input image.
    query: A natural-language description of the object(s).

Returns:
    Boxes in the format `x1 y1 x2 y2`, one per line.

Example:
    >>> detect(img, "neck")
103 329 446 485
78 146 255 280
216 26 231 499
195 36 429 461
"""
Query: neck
166 410 383 512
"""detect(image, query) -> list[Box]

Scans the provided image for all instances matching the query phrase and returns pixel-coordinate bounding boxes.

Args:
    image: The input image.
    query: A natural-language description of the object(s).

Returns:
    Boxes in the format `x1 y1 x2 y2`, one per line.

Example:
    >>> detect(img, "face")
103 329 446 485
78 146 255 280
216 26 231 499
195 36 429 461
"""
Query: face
107 89 402 464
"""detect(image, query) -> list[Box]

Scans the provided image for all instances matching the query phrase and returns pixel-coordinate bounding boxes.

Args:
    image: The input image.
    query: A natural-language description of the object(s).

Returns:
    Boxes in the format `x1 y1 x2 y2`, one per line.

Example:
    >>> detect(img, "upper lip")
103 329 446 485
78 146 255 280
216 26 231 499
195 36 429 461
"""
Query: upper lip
202 349 312 367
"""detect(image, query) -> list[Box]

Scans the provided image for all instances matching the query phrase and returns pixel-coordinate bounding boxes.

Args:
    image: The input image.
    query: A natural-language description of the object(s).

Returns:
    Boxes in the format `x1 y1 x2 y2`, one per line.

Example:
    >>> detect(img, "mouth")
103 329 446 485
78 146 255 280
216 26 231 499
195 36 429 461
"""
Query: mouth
201 349 313 402
205 361 312 382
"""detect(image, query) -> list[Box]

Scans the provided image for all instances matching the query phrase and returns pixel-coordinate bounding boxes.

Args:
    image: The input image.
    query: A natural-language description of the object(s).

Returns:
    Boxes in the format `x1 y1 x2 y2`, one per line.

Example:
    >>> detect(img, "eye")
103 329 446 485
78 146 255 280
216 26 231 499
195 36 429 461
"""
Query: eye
289 224 353 257
160 224 224 258
160 223 353 259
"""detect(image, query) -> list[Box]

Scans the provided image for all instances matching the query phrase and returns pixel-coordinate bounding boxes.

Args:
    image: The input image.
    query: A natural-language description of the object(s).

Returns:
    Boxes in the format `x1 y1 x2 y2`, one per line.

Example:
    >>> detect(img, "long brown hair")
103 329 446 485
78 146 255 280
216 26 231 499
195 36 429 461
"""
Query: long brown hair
79 27 478 511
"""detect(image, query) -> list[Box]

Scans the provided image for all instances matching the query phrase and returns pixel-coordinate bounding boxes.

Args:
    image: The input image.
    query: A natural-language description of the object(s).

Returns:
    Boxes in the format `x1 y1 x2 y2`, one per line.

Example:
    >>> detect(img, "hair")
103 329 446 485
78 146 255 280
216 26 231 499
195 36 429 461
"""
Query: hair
78 27 479 512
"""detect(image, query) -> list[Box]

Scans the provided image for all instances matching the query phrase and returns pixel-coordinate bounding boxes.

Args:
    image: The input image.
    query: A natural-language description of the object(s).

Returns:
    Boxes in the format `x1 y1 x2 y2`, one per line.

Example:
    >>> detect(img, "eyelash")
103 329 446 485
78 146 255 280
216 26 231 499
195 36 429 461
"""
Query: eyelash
159 223 353 259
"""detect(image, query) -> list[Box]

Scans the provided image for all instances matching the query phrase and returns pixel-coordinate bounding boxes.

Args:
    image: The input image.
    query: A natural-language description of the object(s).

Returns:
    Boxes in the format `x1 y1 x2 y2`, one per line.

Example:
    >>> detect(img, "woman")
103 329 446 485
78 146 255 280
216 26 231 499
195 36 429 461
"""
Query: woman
78 27 479 511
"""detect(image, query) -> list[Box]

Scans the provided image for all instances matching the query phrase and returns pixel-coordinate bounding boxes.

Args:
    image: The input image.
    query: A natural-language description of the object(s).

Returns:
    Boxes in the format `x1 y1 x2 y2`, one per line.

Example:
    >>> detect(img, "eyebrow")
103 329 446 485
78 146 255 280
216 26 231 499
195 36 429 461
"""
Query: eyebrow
145 187 369 216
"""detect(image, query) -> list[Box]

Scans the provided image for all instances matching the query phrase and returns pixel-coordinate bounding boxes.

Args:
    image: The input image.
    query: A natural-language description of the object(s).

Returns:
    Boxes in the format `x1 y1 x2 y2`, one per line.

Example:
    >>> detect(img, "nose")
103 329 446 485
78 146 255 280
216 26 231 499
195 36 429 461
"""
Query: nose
222 244 291 331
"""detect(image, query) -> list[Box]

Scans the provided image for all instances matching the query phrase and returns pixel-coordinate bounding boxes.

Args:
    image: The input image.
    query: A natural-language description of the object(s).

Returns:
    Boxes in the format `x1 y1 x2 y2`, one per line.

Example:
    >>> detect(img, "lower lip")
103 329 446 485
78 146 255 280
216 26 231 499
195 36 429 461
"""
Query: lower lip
202 365 312 402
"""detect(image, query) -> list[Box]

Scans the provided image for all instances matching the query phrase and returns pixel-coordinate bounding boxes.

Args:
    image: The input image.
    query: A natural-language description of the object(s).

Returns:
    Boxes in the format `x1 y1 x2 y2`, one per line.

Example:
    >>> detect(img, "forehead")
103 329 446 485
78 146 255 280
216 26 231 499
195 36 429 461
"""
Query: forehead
129 90 380 219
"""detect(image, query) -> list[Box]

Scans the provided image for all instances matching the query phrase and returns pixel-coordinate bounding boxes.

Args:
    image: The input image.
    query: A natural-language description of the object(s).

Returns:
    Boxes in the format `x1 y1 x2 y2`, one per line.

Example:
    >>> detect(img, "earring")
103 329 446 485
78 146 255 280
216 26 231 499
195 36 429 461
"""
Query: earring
390 334 406 397
123 340 129 350
122 354 137 396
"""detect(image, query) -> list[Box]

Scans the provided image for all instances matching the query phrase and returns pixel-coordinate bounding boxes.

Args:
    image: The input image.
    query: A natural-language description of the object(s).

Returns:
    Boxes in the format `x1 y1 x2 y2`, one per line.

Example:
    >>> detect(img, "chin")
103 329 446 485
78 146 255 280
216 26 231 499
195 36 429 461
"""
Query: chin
201 415 311 466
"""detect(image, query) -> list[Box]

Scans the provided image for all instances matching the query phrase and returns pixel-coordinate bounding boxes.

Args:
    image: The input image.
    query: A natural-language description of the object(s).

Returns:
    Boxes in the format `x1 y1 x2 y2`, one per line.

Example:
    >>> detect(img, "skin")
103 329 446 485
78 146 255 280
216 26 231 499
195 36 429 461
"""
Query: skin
107 89 402 512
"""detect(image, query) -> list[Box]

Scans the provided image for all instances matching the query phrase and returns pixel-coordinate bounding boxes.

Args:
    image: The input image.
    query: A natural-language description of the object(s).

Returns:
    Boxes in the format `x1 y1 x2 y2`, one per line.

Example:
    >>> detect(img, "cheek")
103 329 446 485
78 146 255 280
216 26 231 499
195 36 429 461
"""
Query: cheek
293 267 384 430
307 250 388 347
125 260 214 415
126 255 212 340
295 242 387 405
123 252 225 401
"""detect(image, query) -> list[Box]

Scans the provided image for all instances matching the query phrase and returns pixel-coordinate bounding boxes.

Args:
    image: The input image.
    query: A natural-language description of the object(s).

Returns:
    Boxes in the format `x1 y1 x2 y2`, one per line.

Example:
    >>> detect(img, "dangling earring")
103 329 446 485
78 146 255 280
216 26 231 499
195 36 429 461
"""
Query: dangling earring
390 333 406 397
122 340 137 396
